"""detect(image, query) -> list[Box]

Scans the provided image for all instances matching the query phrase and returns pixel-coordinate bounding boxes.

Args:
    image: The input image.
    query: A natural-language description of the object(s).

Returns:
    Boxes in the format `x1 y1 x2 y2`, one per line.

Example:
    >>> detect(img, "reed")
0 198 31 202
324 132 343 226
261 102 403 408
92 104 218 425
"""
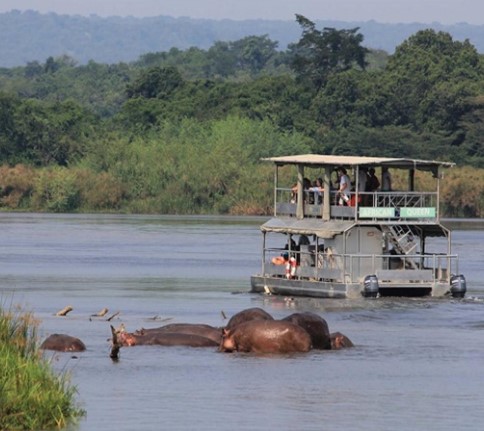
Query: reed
0 303 84 430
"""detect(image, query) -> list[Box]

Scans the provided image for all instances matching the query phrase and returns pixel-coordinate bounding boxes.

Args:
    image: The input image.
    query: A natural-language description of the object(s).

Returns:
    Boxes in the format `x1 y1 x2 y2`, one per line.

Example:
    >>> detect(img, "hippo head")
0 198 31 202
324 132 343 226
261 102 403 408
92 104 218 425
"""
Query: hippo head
219 329 236 352
117 331 138 347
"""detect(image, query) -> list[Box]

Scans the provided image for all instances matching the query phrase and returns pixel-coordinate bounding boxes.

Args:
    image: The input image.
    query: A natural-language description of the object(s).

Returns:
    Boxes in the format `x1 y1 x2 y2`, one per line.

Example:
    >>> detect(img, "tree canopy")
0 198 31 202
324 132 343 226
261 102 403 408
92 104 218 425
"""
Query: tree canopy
0 18 483 216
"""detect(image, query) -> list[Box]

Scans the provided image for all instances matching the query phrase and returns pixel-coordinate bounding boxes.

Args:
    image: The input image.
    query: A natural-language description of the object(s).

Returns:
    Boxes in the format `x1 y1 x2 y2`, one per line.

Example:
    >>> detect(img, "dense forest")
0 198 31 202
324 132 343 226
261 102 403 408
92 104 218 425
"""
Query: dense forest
0 16 483 217
2 10 484 67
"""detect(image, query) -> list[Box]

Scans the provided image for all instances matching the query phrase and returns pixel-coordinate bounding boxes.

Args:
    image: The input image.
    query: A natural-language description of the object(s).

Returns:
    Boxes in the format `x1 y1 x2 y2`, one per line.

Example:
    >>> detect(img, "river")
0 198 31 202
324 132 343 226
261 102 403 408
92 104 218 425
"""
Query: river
1 213 484 431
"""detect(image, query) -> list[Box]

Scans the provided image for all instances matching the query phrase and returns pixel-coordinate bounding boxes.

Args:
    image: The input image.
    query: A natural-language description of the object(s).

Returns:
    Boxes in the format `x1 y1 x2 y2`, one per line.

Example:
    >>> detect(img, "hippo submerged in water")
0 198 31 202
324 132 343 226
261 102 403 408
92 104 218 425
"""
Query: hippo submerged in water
224 307 274 331
220 320 312 354
40 334 86 352
110 308 353 359
110 323 222 359
282 312 332 350
219 308 353 354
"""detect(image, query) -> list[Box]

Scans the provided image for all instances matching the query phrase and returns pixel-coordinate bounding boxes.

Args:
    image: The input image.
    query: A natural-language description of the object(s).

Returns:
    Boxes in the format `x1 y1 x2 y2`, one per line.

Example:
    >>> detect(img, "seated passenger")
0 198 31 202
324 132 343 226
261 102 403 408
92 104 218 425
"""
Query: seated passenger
309 178 324 204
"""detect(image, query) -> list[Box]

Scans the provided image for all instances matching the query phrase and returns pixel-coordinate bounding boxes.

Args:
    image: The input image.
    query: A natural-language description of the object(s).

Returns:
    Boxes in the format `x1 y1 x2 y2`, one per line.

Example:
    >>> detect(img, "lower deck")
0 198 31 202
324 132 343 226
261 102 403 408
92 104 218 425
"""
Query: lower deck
250 274 451 299
251 220 465 299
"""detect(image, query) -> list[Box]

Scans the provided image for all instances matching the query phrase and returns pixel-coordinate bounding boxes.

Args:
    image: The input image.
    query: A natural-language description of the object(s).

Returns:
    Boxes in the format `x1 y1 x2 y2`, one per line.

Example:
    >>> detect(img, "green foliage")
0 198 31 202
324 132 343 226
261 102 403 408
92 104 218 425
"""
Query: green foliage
0 94 95 166
0 303 84 430
127 66 184 99
289 14 369 90
0 23 483 215
383 29 482 131
441 166 484 217
32 167 81 212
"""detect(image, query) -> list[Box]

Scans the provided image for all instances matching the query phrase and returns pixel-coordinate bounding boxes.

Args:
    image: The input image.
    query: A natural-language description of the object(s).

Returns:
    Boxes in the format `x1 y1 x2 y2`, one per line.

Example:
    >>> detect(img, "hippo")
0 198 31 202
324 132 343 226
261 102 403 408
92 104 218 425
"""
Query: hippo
330 332 354 350
117 331 219 348
282 312 331 350
135 323 223 344
40 334 86 352
220 320 312 354
225 307 274 331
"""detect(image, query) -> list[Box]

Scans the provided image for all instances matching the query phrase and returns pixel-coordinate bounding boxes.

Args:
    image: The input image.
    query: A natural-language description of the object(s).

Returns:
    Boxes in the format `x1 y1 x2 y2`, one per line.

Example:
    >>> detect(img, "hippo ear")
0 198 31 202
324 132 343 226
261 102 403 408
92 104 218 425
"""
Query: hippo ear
223 328 229 336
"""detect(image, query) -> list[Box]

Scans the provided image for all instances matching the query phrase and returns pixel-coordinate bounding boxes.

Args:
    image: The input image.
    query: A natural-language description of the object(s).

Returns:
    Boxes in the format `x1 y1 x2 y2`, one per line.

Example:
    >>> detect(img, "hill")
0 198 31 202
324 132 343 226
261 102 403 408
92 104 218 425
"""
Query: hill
1 10 484 67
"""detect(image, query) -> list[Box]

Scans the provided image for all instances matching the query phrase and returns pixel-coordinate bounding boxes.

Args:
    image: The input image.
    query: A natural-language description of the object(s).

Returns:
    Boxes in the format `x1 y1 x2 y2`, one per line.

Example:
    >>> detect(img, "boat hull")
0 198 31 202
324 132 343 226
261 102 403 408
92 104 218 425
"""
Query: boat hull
250 275 452 299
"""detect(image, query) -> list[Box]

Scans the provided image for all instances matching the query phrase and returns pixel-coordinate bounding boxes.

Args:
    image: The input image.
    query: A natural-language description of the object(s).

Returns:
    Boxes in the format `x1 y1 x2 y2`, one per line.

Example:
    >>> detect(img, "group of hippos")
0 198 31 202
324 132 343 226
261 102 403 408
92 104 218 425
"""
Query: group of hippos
40 307 354 358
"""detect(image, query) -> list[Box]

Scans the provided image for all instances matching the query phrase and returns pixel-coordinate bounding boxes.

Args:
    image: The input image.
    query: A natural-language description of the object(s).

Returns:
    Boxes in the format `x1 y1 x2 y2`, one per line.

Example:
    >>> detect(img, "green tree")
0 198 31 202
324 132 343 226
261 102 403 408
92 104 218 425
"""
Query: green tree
126 66 184 99
289 14 368 90
205 41 237 78
231 35 279 75
384 29 482 131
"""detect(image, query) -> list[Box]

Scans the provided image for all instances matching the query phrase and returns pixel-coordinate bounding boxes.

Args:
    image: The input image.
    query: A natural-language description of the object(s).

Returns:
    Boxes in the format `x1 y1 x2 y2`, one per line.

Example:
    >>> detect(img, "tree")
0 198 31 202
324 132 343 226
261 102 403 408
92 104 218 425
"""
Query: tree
383 29 483 131
289 14 369 90
126 66 184 99
231 35 278 75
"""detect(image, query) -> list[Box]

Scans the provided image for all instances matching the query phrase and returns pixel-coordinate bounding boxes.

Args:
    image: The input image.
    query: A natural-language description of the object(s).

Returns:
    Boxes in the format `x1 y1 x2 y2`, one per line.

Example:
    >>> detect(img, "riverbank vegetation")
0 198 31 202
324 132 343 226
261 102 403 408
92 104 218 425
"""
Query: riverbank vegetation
0 303 84 430
0 16 483 216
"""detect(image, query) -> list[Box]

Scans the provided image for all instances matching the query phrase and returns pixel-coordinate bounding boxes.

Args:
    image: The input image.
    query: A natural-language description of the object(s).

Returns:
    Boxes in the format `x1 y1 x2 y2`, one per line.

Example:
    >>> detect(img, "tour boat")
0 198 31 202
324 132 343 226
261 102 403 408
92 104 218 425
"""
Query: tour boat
250 154 466 298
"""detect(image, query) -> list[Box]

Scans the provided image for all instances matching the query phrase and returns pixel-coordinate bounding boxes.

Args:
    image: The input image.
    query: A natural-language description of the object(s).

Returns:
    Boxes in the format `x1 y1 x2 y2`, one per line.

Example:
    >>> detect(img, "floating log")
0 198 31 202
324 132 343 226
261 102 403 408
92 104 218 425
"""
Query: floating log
55 305 73 316
91 307 109 317
106 311 120 322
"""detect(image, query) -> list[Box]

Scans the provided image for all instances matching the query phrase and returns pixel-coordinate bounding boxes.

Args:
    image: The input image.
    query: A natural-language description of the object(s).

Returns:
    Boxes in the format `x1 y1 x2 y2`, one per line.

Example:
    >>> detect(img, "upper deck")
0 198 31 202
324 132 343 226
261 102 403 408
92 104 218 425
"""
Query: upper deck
265 154 454 224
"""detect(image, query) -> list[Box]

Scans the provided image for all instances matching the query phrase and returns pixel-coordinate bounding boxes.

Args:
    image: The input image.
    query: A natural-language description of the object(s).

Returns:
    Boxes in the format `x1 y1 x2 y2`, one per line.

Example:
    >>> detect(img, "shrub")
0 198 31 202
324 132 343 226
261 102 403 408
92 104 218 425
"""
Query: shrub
0 164 36 209
31 167 81 212
0 303 84 430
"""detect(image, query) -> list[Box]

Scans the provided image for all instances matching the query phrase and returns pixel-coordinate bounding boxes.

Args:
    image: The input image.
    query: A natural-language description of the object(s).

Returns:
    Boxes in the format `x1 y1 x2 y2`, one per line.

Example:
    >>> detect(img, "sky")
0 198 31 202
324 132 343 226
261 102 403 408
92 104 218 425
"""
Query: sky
1 0 483 25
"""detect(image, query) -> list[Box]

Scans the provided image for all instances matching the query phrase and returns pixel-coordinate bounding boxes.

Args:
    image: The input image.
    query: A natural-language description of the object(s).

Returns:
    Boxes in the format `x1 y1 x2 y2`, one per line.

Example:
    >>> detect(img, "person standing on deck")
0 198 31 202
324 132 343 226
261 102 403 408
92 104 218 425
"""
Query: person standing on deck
357 167 368 205
336 167 351 205
382 166 392 191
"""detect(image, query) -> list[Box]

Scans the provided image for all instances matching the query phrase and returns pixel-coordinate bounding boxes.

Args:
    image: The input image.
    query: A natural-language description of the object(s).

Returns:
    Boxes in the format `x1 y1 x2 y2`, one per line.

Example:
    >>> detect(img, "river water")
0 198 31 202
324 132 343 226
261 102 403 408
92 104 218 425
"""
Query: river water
1 213 484 431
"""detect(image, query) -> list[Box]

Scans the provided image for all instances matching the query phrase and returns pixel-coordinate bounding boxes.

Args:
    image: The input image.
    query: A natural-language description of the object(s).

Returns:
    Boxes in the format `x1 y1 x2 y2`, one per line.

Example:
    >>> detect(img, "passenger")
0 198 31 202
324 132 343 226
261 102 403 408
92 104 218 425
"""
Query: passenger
309 177 324 204
366 168 380 192
365 167 380 206
336 167 351 206
291 178 313 203
303 177 313 204
382 166 392 191
357 167 367 192
272 237 297 265
290 182 297 203
298 235 314 267
271 254 288 265
356 167 368 205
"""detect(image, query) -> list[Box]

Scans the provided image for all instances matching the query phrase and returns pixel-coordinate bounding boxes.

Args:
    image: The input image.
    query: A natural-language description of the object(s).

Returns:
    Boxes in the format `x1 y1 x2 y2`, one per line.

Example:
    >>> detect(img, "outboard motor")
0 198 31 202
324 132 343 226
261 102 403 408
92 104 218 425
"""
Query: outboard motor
363 275 379 298
450 274 466 298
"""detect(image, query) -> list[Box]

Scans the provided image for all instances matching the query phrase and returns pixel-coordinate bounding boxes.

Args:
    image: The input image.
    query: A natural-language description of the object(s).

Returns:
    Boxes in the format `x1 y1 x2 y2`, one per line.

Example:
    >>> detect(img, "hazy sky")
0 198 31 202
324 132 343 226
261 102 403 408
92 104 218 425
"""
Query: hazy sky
1 0 483 25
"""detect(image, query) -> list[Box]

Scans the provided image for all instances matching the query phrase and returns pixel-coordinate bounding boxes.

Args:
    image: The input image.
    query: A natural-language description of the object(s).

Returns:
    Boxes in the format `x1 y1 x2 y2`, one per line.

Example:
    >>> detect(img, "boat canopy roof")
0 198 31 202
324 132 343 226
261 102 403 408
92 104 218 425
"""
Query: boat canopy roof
262 154 454 173
261 217 450 238
261 217 354 239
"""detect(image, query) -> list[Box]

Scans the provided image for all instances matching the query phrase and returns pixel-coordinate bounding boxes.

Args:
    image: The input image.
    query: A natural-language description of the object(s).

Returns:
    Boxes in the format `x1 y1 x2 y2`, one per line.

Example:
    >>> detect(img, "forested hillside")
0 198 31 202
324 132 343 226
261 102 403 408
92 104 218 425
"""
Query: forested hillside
0 16 483 216
1 10 484 67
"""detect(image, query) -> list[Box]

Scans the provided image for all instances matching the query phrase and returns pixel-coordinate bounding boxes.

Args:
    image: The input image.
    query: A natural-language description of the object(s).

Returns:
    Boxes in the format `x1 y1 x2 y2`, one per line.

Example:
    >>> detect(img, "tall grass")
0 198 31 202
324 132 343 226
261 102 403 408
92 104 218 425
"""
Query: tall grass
0 303 84 430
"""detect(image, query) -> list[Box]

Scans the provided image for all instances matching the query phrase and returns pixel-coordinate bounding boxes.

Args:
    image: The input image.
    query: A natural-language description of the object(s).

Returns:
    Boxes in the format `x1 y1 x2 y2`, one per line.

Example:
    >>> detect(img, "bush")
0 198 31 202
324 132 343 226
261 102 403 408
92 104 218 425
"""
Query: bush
0 303 84 430
31 167 81 212
0 164 36 209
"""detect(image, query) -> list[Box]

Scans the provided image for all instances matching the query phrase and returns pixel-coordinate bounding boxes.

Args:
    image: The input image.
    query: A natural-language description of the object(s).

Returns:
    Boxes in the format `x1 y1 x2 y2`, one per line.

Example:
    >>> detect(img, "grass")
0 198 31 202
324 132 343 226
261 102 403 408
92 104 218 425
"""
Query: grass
0 303 85 430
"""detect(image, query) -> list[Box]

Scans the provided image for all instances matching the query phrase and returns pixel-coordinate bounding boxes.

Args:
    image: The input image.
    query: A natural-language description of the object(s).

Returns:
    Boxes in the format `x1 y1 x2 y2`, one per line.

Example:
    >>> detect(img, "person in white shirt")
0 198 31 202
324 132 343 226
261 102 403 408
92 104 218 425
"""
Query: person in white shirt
336 167 351 205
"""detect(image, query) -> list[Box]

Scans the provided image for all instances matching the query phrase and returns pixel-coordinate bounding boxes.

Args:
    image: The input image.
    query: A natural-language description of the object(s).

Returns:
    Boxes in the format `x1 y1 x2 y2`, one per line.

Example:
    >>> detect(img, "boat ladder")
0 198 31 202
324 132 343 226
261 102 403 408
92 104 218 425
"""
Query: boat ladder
383 225 418 269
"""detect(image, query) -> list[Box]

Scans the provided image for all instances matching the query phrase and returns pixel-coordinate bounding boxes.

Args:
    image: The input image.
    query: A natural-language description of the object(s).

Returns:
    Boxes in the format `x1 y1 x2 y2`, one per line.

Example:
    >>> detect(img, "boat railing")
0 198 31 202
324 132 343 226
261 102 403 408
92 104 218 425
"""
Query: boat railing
263 247 458 284
274 188 438 221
